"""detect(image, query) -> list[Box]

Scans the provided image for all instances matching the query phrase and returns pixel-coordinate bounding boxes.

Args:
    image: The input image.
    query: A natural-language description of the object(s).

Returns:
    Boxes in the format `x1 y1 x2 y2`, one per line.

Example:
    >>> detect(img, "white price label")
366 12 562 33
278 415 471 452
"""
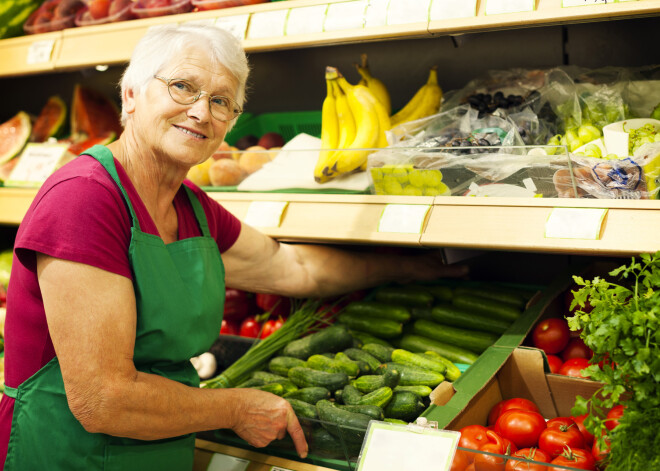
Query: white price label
387 0 431 25
206 453 249 471
545 207 608 240
485 0 535 15
215 14 250 40
183 18 216 26
244 201 289 228
364 0 389 27
562 0 607 6
429 0 477 20
378 204 430 234
270 467 294 471
27 40 55 65
286 4 328 36
246 9 288 39
6 143 69 188
324 1 367 32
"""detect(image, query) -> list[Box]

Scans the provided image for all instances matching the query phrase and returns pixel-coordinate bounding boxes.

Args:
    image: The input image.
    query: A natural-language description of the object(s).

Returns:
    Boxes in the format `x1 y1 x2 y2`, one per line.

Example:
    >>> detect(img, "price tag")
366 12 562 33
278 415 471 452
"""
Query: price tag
364 0 389 28
378 204 431 234
183 18 216 26
429 0 477 20
286 4 328 36
206 452 249 471
246 9 289 40
270 467 294 471
386 0 431 25
562 0 607 6
244 201 289 228
485 0 535 15
6 143 70 188
357 421 460 471
324 1 367 32
27 40 55 65
215 14 250 40
545 207 608 240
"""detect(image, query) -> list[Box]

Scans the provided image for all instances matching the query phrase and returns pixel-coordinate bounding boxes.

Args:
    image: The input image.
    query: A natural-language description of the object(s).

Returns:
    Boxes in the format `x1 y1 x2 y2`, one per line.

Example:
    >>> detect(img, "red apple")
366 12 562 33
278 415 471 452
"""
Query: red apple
257 132 285 149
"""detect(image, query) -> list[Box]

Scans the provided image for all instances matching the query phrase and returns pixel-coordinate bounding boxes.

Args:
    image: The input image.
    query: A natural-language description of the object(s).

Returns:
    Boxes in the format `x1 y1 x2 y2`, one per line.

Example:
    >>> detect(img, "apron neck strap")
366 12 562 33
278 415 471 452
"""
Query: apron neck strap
183 185 211 238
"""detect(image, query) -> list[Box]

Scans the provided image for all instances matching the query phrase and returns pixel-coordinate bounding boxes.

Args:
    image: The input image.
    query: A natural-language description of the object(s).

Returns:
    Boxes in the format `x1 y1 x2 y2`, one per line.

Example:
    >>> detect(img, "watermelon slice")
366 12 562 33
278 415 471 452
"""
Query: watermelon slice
66 131 116 156
0 111 31 165
30 95 67 143
71 84 123 139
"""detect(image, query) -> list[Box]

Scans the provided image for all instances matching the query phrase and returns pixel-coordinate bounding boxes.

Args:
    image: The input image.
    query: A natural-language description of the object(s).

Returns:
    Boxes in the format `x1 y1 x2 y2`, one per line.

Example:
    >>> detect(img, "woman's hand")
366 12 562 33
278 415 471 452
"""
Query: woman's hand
232 389 308 458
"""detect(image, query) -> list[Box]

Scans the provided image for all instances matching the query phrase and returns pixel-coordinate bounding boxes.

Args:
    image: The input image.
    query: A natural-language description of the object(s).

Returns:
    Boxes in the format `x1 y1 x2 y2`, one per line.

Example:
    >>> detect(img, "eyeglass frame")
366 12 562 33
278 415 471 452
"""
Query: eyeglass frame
153 75 243 122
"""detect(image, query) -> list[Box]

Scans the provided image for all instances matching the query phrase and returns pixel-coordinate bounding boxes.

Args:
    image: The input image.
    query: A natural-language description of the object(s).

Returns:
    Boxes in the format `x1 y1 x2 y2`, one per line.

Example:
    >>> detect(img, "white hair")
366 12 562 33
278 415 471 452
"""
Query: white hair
119 24 249 128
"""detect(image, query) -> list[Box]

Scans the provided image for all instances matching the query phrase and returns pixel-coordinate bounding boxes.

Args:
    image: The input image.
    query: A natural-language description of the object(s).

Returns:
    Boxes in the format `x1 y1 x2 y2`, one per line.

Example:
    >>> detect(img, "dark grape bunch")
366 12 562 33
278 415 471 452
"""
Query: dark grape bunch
418 128 504 154
467 91 531 117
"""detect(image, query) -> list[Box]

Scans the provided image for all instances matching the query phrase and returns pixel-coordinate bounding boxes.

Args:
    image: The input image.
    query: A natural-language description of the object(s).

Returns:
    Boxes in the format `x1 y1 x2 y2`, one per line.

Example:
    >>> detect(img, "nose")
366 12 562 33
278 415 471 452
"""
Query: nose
187 93 212 122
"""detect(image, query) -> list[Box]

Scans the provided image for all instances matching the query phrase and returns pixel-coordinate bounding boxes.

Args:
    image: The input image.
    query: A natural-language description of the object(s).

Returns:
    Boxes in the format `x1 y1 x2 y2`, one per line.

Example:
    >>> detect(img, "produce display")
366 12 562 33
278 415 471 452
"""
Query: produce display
0 0 43 39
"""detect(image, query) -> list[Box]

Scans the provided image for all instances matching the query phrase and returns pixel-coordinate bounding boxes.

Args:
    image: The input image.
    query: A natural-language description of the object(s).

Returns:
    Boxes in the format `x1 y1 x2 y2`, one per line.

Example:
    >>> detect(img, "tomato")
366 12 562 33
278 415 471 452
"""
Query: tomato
459 425 491 452
488 398 541 426
570 414 594 447
220 319 238 335
549 448 596 471
605 404 624 431
450 449 471 471
465 464 476 471
559 358 590 378
260 318 284 338
495 409 547 449
474 431 515 471
88 0 110 18
546 355 563 374
561 338 593 362
538 418 586 457
592 434 610 463
505 448 551 471
532 318 570 354
239 316 261 338
256 294 292 318
223 289 256 322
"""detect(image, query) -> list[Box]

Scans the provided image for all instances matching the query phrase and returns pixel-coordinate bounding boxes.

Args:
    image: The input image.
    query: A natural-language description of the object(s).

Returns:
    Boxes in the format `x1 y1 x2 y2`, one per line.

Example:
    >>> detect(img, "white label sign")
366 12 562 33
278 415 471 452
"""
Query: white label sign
270 467 294 471
215 14 250 40
324 1 368 32
244 201 289 228
27 40 55 65
545 207 608 240
562 0 607 6
485 0 535 15
6 143 69 187
206 453 250 471
286 4 328 36
429 0 477 20
387 0 431 25
364 0 389 27
246 9 289 40
378 204 431 234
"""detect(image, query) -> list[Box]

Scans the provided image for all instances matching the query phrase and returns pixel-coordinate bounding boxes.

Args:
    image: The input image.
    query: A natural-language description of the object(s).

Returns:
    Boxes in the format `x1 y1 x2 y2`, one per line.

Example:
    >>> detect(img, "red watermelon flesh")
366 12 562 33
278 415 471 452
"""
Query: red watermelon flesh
31 95 67 142
71 84 122 139
66 131 116 156
0 111 31 165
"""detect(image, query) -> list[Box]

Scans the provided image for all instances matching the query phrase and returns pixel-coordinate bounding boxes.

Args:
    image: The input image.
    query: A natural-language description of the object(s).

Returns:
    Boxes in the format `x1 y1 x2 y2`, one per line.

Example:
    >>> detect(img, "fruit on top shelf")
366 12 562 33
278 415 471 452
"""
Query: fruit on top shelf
24 0 85 34
131 0 192 19
75 0 135 26
0 0 43 39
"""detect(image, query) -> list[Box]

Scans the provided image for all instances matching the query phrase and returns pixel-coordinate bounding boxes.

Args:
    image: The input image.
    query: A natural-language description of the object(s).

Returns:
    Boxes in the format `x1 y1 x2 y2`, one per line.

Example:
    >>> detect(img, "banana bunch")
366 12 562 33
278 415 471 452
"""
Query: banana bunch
390 66 443 128
315 66 391 183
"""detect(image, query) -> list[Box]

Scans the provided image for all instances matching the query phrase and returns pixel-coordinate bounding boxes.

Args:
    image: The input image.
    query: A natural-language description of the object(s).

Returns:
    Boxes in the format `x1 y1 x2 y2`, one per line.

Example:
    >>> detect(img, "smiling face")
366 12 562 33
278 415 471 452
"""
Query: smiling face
124 47 240 169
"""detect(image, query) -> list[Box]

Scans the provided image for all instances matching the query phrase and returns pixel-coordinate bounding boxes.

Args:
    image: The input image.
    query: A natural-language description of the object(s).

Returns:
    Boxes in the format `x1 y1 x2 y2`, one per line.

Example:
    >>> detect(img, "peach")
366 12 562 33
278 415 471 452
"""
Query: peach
186 158 213 186
212 141 233 160
239 145 271 174
209 159 246 187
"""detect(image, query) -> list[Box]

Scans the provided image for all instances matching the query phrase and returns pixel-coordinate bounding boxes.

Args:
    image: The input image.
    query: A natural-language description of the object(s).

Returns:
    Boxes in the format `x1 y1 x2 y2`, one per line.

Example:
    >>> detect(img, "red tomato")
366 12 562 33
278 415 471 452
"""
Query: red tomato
488 398 541 426
549 448 596 471
88 0 110 18
538 418 586 457
260 318 284 338
571 414 595 447
592 434 610 463
561 338 593 362
546 355 563 374
474 431 514 471
559 358 590 378
223 289 256 322
495 409 547 449
220 319 238 335
256 294 292 318
465 464 476 471
450 449 471 471
459 425 491 452
505 448 551 471
239 316 261 338
605 405 625 431
532 318 570 354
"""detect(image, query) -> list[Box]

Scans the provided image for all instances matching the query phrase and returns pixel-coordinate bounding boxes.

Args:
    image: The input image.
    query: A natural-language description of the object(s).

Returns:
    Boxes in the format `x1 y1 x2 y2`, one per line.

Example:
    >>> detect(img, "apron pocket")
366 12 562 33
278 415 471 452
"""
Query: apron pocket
104 434 195 471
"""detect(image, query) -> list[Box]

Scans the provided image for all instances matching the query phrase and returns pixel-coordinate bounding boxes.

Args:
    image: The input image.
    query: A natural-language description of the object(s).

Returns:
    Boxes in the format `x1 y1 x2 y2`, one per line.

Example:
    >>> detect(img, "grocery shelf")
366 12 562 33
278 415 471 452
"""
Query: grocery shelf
1 0 658 77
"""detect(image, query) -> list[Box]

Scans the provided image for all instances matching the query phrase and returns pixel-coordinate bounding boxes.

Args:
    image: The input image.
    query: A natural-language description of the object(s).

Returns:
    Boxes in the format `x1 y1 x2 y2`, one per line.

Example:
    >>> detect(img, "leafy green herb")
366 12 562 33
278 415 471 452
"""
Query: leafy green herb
570 252 660 470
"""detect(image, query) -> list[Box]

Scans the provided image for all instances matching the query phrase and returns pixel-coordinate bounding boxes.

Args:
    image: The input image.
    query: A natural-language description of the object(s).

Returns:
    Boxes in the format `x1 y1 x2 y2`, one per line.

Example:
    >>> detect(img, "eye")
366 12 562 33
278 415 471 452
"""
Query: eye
170 80 195 93
211 96 230 107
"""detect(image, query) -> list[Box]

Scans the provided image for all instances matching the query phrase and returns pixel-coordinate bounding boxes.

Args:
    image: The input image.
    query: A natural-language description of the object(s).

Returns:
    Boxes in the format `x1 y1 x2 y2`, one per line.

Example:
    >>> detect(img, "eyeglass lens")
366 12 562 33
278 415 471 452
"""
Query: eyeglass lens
167 79 240 121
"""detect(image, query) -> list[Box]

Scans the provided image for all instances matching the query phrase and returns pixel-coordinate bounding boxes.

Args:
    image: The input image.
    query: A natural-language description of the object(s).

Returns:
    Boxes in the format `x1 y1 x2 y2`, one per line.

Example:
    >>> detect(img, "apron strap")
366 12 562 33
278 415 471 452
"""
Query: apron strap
83 145 141 232
3 384 18 399
183 185 212 238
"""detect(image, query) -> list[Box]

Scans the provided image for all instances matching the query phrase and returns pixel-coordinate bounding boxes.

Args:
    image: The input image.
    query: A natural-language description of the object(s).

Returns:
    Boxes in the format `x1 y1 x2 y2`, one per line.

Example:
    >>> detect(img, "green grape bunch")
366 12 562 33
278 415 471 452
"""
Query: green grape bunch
628 123 660 155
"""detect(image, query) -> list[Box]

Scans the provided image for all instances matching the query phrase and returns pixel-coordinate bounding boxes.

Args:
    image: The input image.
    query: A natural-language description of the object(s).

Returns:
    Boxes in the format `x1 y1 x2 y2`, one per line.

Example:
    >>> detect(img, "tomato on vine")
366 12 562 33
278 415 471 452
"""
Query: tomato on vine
495 409 547 449
549 448 596 471
505 448 551 471
538 418 586 457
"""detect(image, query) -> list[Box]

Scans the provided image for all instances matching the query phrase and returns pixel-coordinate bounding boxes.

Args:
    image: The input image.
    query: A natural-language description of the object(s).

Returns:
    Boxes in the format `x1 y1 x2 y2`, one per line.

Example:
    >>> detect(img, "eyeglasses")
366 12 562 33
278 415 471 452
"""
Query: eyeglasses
154 75 242 122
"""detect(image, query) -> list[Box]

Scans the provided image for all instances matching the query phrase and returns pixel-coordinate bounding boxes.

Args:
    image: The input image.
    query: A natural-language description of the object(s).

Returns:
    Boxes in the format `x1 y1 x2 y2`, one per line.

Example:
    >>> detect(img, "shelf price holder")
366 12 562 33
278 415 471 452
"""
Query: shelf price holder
357 418 460 471
27 39 55 65
562 0 607 6
545 207 608 240
6 143 70 188
485 0 535 15
244 201 289 228
429 0 478 20
378 203 431 234
206 452 249 471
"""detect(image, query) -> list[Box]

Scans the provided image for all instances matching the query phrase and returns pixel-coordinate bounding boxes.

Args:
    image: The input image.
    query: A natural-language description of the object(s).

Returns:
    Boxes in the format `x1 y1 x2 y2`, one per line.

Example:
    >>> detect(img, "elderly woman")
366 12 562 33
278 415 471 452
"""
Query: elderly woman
0 24 466 470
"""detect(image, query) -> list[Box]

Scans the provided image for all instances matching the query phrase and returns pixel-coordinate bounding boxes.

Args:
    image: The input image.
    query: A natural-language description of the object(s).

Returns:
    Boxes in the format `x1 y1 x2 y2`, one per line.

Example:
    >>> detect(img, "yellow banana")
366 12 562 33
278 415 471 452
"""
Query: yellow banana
390 66 442 127
362 86 391 148
314 77 339 183
333 80 357 150
400 67 442 124
355 53 391 116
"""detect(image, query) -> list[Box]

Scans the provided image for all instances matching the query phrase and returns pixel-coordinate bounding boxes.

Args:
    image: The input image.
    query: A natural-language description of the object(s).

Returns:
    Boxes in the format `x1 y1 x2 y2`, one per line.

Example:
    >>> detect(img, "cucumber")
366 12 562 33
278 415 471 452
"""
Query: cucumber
344 300 411 322
384 391 425 422
412 319 498 354
391 349 446 375
251 371 298 395
285 397 318 420
306 354 359 377
349 331 393 348
430 304 511 334
421 284 453 302
288 367 349 391
410 307 435 320
338 313 402 339
384 418 408 425
453 285 526 309
283 386 331 404
351 369 400 394
268 356 306 377
334 352 363 376
236 378 266 388
316 400 372 444
422 351 461 382
344 348 381 371
451 293 522 322
311 426 362 459
399 334 478 365
336 404 384 420
394 385 433 397
373 285 434 308
362 343 395 363
342 385 393 408
377 362 444 387
282 324 354 360
252 383 285 395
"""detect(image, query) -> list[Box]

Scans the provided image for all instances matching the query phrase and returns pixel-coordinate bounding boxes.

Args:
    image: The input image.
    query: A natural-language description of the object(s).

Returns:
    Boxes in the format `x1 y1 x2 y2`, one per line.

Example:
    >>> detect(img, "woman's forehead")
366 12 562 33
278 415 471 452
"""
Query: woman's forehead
162 48 233 84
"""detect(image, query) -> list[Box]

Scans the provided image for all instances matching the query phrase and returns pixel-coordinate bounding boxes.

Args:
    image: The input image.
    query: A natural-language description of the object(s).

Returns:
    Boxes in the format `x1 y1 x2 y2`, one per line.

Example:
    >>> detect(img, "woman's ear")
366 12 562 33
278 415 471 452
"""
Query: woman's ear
123 87 137 116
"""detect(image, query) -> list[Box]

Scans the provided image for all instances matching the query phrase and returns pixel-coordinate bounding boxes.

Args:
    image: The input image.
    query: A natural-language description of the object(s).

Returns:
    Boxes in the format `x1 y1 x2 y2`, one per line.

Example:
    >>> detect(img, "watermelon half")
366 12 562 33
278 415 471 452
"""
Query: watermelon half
71 84 123 139
31 95 67 143
0 111 31 165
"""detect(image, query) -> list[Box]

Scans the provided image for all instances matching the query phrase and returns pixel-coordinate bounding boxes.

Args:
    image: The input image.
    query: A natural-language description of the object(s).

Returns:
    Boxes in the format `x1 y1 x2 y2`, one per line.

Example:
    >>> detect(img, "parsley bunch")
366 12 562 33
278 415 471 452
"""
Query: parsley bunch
569 252 660 470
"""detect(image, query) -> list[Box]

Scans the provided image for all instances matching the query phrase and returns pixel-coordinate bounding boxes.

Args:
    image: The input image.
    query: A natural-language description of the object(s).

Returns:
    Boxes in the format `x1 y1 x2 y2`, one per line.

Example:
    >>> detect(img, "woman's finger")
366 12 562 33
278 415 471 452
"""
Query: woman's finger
286 409 308 459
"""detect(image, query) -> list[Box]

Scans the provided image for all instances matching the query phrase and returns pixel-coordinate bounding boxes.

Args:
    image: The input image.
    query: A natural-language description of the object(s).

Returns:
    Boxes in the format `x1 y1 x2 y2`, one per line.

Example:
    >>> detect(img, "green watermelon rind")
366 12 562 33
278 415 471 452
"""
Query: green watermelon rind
0 112 32 165
0 0 41 40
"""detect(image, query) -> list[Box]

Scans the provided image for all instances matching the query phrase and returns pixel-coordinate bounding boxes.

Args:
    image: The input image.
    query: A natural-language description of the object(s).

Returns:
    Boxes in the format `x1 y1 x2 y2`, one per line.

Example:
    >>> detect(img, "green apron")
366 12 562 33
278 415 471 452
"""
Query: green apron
4 145 226 470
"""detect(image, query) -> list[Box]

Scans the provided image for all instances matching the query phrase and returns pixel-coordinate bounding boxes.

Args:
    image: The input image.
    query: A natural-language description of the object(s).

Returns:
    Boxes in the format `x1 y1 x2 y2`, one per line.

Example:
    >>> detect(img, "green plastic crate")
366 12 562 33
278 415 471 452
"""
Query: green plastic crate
225 110 322 146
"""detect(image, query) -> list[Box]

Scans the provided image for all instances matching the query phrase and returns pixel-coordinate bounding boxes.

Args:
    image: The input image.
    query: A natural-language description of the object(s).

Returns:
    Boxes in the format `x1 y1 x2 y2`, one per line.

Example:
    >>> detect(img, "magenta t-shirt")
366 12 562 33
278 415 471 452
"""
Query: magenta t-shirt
0 150 242 465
